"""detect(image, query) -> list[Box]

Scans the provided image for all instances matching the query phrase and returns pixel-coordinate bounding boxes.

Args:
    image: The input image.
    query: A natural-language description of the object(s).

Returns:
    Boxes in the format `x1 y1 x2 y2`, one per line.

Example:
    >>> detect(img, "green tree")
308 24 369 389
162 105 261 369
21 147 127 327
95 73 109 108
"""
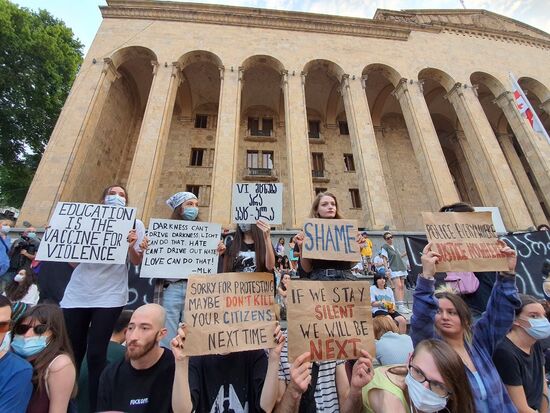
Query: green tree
0 0 83 208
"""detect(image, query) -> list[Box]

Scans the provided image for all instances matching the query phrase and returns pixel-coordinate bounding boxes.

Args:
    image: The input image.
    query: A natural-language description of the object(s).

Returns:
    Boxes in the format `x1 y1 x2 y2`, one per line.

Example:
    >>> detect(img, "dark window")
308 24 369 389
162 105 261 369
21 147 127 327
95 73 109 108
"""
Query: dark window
195 114 208 128
308 120 320 139
315 187 327 195
190 148 205 166
263 118 273 133
248 117 260 134
312 153 324 177
349 188 362 208
339 121 349 135
186 185 200 197
344 154 355 172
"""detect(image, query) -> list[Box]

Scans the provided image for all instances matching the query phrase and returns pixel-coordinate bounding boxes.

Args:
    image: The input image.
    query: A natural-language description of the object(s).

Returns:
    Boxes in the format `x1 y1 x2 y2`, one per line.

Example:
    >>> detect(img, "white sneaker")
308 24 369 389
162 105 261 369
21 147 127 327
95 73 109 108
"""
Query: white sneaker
398 305 412 314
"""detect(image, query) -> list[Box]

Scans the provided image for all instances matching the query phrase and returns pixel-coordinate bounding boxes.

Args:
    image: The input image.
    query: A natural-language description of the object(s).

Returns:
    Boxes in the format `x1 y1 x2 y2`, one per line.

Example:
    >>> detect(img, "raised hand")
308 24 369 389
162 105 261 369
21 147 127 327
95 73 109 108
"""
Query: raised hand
421 242 441 278
217 240 226 256
269 322 285 360
255 219 271 240
170 324 188 362
127 229 138 249
289 351 312 396
497 239 517 273
350 349 374 391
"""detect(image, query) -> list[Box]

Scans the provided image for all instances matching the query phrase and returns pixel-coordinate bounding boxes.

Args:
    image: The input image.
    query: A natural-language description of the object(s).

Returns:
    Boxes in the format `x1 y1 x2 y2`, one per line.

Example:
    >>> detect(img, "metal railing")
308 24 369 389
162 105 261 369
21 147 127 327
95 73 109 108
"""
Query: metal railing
248 168 273 176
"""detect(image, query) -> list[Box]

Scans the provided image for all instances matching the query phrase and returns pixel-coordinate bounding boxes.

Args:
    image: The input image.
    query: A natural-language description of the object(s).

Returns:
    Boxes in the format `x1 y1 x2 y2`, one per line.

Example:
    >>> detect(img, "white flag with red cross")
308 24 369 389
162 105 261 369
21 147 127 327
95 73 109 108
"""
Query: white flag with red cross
509 73 550 144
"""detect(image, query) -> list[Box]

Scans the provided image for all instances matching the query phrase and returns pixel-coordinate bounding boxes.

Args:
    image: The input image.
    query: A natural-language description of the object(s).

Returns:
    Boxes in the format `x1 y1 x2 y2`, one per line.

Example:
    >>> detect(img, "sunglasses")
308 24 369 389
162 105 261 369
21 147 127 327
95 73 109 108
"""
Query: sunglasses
385 236 393 240
0 321 11 333
14 323 48 336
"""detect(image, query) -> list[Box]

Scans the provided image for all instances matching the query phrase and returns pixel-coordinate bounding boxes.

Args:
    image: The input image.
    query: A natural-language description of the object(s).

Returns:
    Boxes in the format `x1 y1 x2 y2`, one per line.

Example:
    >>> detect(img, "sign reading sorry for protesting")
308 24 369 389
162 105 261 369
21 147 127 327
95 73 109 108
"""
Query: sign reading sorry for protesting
36 202 136 264
287 280 374 362
183 272 277 356
140 219 221 279
422 211 508 272
232 183 283 224
301 219 360 262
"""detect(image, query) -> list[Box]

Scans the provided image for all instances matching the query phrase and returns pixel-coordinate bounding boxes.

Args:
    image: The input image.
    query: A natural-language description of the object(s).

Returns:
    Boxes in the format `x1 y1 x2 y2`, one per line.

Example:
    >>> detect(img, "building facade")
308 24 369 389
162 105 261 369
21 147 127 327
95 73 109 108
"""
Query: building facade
19 1 550 231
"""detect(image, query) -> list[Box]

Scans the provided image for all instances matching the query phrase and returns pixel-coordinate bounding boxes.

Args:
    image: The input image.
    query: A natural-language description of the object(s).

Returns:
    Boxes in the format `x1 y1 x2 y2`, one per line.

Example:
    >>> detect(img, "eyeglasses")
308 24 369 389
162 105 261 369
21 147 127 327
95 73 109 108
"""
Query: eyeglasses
0 321 11 333
13 323 48 336
385 236 393 240
408 364 451 397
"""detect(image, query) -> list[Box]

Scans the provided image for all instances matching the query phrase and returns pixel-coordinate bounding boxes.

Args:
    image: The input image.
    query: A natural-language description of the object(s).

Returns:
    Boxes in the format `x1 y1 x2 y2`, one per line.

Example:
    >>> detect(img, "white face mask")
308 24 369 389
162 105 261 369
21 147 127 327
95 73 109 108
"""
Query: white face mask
405 372 448 413
0 331 10 352
14 273 25 283
104 194 126 207
1 225 10 234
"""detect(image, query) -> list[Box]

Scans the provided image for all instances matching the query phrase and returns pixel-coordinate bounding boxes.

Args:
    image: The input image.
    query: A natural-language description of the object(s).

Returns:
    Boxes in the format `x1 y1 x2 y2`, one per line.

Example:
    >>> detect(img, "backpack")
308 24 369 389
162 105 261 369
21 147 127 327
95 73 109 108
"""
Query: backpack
444 272 480 294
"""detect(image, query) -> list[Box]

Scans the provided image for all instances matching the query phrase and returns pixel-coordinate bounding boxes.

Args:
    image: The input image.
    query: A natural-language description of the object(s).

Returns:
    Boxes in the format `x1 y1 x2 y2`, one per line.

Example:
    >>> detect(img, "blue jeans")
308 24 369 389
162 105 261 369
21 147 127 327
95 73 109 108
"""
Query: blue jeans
160 280 187 348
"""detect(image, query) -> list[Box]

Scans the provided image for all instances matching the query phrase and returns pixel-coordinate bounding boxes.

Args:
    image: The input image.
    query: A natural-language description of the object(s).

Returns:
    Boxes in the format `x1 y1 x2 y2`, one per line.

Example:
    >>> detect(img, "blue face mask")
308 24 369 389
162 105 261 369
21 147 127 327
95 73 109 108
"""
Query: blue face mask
1 225 10 234
11 335 48 358
0 332 10 352
181 207 199 221
27 232 37 239
405 372 448 413
104 194 126 207
522 317 550 340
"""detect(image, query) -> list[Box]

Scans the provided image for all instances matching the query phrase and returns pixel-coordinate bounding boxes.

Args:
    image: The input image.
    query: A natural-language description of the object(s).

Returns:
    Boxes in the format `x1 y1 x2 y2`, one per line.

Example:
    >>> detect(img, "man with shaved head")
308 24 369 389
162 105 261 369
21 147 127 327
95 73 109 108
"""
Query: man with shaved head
97 303 175 412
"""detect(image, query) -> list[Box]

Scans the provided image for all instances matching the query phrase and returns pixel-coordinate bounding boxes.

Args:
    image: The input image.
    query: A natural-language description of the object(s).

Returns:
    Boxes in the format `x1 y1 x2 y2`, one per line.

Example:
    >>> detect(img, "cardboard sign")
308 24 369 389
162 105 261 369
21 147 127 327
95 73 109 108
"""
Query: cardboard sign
422 211 508 272
232 183 283 224
301 219 360 262
183 272 277 356
287 280 374 362
36 202 136 264
140 219 221 279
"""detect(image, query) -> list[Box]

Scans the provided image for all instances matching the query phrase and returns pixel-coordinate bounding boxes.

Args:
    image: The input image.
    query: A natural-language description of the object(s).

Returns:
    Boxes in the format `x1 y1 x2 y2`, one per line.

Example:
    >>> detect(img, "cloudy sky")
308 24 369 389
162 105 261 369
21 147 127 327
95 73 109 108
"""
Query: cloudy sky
12 0 550 54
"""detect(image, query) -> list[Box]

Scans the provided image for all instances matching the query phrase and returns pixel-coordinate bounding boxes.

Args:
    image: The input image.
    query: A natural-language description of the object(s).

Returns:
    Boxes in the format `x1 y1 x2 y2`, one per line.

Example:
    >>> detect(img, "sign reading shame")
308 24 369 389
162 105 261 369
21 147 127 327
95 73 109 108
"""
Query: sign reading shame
301 219 360 262
140 219 220 279
232 183 283 224
183 272 277 356
36 202 136 264
422 211 508 272
287 280 374 362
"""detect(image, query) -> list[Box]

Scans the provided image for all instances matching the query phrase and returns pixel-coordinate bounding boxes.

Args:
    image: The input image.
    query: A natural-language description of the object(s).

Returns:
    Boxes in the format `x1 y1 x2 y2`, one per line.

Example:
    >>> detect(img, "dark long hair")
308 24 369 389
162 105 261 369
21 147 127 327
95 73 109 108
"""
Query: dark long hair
5 268 35 302
223 225 269 272
13 304 76 396
435 290 473 343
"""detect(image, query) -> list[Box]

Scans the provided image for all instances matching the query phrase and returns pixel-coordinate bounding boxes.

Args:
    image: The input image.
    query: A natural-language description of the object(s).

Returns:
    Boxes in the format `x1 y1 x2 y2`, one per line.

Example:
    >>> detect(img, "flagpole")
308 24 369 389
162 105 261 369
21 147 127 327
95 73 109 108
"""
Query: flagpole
509 72 550 145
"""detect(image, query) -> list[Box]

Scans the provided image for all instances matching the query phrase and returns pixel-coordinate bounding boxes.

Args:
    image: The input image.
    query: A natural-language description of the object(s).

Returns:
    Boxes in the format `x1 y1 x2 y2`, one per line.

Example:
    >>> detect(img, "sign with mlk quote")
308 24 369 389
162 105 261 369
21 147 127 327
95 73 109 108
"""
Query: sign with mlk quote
140 219 220 279
232 183 282 224
36 202 136 264
422 211 508 272
287 280 374 362
301 219 360 262
183 273 277 356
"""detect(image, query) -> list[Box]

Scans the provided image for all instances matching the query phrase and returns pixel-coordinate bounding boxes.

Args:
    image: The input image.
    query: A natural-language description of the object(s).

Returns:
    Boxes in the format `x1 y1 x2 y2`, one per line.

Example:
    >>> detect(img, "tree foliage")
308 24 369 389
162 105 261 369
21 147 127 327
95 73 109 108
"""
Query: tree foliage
0 0 83 207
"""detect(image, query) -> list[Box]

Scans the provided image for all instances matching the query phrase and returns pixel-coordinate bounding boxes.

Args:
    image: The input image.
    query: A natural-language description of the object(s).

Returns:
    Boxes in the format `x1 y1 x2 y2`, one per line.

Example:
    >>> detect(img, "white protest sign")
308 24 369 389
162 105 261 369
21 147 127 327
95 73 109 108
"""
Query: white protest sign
140 219 221 279
36 202 136 264
232 183 283 224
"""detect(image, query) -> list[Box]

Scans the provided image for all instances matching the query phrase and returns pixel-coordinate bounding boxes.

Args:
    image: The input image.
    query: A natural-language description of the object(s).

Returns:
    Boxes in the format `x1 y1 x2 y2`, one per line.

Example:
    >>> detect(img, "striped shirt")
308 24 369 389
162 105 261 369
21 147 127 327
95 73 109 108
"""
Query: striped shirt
278 337 344 412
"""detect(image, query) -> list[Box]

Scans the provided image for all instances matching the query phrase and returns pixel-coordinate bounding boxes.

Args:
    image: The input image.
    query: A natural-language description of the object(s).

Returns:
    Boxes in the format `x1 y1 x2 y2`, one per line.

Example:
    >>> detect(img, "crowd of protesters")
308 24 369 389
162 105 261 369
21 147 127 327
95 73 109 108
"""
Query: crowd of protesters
0 185 549 413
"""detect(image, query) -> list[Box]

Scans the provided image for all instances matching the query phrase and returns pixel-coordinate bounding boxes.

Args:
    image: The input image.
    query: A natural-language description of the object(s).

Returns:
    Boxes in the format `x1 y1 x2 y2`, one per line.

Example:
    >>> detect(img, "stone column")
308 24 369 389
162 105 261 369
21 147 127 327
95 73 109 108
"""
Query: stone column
496 133 547 225
340 74 393 229
126 62 182 222
19 58 120 226
282 71 314 228
445 83 533 230
209 66 242 225
494 91 550 210
392 78 459 210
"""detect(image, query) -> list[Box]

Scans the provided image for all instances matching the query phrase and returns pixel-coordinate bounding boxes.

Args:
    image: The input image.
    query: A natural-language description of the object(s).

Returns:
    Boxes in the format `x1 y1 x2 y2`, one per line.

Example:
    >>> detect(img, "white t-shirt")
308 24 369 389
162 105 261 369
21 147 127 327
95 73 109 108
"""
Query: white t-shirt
60 219 145 308
20 284 40 306
370 286 395 314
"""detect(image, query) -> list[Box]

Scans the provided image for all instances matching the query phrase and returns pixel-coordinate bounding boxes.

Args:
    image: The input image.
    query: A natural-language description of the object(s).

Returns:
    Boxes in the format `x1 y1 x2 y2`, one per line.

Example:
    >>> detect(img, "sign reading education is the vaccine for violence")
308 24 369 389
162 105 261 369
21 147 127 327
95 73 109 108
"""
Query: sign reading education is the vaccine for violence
301 219 360 262
140 219 221 279
287 280 374 362
422 211 508 272
183 272 277 356
232 183 283 224
36 202 136 264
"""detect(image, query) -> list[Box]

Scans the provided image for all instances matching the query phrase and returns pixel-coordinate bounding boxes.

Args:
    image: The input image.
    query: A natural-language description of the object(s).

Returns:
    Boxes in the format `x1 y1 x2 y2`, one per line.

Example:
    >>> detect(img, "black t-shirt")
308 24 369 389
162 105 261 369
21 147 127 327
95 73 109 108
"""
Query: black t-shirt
226 239 258 272
462 271 496 315
293 243 352 275
189 350 267 413
493 336 544 409
97 347 175 412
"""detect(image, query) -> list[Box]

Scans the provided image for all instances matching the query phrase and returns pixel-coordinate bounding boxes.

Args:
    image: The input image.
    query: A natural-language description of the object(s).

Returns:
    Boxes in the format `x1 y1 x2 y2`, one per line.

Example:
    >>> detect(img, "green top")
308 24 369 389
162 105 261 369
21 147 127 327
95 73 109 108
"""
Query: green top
362 367 410 413
381 244 407 272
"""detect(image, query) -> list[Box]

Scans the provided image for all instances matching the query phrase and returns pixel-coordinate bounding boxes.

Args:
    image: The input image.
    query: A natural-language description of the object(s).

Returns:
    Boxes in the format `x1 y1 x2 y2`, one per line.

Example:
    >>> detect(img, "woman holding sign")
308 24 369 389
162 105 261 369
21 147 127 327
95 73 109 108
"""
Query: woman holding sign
293 192 363 280
159 191 226 349
411 238 519 413
60 184 147 413
223 221 275 273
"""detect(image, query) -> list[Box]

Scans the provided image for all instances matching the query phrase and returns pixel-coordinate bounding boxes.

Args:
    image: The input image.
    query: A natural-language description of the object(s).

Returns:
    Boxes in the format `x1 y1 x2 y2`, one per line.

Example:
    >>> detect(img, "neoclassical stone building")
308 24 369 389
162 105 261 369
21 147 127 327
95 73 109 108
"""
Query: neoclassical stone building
19 1 550 231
